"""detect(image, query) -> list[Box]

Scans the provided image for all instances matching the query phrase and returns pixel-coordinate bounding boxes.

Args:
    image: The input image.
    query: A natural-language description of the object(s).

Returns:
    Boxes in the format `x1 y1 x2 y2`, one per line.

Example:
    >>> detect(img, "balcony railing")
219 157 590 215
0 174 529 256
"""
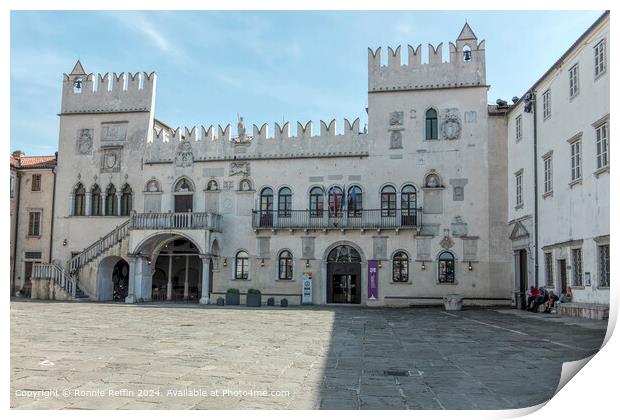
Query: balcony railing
131 212 222 232
251 208 422 230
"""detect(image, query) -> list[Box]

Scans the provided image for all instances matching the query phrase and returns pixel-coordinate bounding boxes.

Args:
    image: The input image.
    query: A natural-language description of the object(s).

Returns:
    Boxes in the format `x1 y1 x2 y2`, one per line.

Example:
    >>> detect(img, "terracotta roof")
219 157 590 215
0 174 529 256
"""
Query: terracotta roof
16 155 57 169
10 155 19 168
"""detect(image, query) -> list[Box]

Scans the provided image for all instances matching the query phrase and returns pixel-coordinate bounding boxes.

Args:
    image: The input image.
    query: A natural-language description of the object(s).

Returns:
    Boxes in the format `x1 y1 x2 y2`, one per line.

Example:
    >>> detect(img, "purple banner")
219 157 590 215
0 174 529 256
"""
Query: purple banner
368 260 379 300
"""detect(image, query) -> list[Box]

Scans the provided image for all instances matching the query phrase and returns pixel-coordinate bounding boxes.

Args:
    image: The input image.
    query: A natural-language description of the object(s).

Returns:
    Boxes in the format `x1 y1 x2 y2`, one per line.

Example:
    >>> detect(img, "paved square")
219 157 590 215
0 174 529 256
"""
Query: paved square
11 301 606 409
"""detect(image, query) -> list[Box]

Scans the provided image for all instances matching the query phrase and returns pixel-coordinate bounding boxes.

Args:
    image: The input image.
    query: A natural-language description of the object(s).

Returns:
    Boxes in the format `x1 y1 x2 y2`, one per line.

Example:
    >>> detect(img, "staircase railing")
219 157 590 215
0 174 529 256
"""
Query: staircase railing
68 218 131 274
32 263 77 298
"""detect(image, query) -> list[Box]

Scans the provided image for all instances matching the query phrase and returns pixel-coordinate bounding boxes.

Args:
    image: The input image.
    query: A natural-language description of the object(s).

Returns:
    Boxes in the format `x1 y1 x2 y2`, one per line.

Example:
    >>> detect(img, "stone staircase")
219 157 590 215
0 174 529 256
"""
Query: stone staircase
32 218 131 301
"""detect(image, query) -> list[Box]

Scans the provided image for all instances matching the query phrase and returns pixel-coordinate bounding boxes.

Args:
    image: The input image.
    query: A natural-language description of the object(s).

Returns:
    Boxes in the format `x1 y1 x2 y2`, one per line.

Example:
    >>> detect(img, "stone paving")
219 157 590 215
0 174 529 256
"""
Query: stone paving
10 300 607 410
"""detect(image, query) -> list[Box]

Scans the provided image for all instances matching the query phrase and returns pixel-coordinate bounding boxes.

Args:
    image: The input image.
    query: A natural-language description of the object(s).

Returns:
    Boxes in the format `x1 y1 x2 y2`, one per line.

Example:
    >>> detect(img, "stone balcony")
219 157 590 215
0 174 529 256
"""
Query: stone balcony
131 212 223 232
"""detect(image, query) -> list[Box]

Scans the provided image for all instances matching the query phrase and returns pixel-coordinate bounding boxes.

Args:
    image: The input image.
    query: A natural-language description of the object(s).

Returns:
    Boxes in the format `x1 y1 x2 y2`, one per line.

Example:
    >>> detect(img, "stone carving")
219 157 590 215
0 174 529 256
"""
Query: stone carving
101 148 121 173
77 129 93 154
175 141 194 168
237 116 247 140
223 180 234 191
373 236 388 260
146 179 160 192
441 108 462 140
389 111 403 126
101 123 127 142
451 216 469 237
449 178 468 201
302 237 315 259
454 186 464 201
425 172 441 188
230 161 250 177
440 230 455 249
390 131 403 149
464 111 477 123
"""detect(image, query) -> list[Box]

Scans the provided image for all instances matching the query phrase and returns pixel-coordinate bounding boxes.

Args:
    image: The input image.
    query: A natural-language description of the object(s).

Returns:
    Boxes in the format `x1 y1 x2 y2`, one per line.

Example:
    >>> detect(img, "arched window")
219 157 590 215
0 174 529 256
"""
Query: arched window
381 185 397 217
91 184 102 216
327 245 361 263
234 250 249 280
105 184 117 216
425 108 438 140
278 187 292 218
309 187 324 218
120 184 132 216
328 186 344 217
401 185 417 226
239 179 252 191
463 45 472 62
145 179 161 192
278 250 293 280
259 187 274 227
73 183 86 216
393 251 409 283
174 178 194 193
347 186 363 217
438 251 455 284
206 180 218 191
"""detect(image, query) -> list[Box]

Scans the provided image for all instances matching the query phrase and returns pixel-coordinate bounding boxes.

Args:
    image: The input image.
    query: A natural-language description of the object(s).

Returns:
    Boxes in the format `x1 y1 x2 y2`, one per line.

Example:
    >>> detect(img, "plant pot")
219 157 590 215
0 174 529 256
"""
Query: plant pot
246 293 262 307
280 298 288 307
267 297 275 306
443 294 463 311
216 297 225 306
226 292 240 305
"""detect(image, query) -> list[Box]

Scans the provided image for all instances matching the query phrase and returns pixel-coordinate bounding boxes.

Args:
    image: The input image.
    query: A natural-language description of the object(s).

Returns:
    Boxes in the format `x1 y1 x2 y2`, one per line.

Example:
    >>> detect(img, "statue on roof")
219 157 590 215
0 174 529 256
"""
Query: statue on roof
237 116 247 141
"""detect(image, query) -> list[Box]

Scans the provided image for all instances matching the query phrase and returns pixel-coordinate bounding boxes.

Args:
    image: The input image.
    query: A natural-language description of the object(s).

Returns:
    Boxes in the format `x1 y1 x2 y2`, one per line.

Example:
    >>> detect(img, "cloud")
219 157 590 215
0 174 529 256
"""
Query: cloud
108 12 183 59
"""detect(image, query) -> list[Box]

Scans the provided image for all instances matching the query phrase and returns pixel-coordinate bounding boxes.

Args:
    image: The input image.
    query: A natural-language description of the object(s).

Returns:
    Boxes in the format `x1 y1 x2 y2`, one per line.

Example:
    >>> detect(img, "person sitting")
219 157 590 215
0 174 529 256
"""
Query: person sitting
566 286 574 302
559 289 569 303
544 290 559 313
530 287 547 312
526 286 539 310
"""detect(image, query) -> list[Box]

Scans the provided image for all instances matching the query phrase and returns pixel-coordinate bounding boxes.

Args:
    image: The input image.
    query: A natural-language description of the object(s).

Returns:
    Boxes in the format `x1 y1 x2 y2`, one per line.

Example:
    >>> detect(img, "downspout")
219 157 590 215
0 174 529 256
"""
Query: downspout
532 91 539 287
11 172 22 297
48 153 58 263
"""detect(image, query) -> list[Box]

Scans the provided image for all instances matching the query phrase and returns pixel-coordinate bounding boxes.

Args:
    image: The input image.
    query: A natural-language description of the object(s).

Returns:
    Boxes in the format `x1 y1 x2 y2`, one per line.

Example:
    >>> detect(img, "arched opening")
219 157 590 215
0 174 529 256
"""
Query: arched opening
174 178 194 212
96 256 129 301
438 251 456 284
152 238 202 302
347 186 363 217
278 187 292 218
91 184 102 216
105 184 117 216
326 244 362 304
425 108 438 140
73 183 86 216
309 187 324 218
259 187 274 227
120 184 133 216
401 184 417 226
328 186 344 217
380 185 397 217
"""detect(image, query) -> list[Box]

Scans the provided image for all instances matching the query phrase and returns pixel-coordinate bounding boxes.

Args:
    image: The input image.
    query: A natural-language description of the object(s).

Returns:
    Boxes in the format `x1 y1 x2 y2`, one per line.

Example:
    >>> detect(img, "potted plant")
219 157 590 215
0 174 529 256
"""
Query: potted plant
246 289 262 307
225 288 240 305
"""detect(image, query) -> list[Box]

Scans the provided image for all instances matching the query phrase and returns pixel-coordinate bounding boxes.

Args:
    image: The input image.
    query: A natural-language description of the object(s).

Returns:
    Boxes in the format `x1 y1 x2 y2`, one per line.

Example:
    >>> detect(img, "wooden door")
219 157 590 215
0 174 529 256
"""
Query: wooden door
175 194 193 212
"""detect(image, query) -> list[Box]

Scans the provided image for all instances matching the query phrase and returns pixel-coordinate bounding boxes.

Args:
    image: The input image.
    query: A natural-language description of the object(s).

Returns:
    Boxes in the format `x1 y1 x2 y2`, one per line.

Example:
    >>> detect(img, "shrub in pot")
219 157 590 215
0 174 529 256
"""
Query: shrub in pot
280 298 288 307
267 297 275 306
226 288 240 305
216 297 225 306
246 289 262 307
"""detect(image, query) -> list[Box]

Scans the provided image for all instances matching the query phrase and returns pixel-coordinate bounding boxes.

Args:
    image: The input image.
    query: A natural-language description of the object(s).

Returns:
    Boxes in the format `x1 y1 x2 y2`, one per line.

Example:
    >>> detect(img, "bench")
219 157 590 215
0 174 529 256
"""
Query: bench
557 302 609 320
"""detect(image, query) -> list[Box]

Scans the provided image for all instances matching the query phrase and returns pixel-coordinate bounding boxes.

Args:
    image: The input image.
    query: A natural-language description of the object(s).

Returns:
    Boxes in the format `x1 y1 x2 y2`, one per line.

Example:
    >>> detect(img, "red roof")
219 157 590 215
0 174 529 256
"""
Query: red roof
10 155 57 169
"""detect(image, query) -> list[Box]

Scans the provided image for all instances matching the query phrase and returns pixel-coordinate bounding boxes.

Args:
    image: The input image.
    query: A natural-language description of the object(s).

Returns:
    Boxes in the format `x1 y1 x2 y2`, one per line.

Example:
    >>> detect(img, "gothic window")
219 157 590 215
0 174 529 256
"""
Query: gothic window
120 184 133 216
239 179 252 191
174 178 194 192
73 183 86 216
392 251 409 283
328 186 344 217
401 185 417 226
235 250 249 280
347 186 363 217
105 184 117 216
438 251 455 284
91 184 102 216
425 108 438 140
206 180 219 191
309 187 324 218
380 185 397 217
278 187 292 218
278 250 293 280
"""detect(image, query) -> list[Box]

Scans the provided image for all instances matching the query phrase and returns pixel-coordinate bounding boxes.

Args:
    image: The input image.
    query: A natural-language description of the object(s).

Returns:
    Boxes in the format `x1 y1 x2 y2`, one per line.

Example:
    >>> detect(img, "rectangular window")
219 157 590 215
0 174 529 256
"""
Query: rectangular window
598 244 610 287
543 90 551 119
515 171 523 207
594 40 606 77
569 64 579 98
596 122 609 169
570 140 582 181
544 252 554 287
10 175 14 198
28 212 41 236
24 251 42 260
571 248 583 287
543 155 553 194
515 115 522 141
31 174 41 192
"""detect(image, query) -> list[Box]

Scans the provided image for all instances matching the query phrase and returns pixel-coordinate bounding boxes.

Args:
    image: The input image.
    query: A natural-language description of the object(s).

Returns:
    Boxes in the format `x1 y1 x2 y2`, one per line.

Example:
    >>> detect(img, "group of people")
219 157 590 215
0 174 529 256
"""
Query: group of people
525 286 573 313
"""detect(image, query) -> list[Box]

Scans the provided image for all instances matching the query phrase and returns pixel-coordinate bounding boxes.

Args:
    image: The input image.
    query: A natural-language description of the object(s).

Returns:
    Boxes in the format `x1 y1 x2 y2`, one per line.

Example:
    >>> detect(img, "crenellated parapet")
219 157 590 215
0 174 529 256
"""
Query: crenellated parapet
145 118 368 164
368 23 486 93
61 60 157 114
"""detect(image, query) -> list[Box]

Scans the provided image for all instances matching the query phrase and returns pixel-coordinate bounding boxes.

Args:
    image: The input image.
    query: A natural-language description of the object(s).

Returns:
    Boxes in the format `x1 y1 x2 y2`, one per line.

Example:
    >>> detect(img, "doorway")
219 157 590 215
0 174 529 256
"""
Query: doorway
175 195 193 212
517 249 528 309
23 261 33 298
112 259 129 301
326 245 362 304
558 259 568 292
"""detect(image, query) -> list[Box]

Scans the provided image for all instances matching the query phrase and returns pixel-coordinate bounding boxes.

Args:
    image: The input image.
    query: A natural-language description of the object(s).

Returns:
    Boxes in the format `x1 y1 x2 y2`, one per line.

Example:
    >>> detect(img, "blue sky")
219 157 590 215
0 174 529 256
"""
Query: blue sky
11 10 603 155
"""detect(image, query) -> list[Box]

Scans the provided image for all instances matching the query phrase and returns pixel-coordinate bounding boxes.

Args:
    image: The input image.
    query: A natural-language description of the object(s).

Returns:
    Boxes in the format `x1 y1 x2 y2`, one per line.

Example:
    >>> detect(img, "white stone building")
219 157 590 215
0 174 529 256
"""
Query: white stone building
30 23 514 306
507 11 609 315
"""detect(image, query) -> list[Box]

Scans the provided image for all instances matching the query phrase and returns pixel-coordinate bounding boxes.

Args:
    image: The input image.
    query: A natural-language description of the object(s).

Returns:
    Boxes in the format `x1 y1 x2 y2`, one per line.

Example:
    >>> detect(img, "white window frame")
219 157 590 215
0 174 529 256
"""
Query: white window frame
594 39 606 78
515 115 522 141
543 154 553 195
28 211 42 236
542 89 551 120
569 64 579 98
595 122 609 170
571 248 583 287
570 139 582 182
515 170 523 208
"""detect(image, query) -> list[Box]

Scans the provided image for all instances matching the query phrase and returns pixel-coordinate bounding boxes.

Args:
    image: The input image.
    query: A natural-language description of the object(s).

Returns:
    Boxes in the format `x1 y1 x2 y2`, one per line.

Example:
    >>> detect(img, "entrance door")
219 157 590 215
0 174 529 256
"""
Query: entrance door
558 259 568 292
208 258 213 295
518 249 528 309
24 261 33 298
327 262 361 304
175 195 193 212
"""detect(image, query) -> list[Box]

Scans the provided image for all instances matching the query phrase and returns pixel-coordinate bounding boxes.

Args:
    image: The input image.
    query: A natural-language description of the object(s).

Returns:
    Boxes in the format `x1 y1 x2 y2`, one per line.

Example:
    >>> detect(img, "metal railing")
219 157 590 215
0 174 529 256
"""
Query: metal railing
68 219 131 274
130 212 223 232
32 263 76 297
252 208 422 230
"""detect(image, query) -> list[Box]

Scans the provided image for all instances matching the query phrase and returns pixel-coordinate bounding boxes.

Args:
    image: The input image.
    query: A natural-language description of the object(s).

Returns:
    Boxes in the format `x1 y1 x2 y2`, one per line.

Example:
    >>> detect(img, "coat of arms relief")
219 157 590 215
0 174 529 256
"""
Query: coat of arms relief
441 108 462 140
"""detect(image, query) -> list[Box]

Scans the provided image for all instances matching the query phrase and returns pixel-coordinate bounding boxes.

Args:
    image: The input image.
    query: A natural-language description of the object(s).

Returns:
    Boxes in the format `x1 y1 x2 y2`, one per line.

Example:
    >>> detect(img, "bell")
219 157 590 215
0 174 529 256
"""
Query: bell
463 50 472 61
73 79 82 89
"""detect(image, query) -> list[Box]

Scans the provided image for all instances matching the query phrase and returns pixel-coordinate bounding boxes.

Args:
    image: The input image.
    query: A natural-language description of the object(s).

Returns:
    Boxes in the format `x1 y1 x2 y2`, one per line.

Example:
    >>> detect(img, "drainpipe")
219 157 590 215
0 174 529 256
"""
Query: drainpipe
532 91 539 287
48 153 58 263
11 172 22 297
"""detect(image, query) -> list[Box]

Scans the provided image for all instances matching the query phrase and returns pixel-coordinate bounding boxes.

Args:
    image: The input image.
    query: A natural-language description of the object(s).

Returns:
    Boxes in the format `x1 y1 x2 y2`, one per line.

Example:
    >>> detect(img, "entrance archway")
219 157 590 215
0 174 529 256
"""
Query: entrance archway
326 245 362 304
152 238 202 302
97 256 129 301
